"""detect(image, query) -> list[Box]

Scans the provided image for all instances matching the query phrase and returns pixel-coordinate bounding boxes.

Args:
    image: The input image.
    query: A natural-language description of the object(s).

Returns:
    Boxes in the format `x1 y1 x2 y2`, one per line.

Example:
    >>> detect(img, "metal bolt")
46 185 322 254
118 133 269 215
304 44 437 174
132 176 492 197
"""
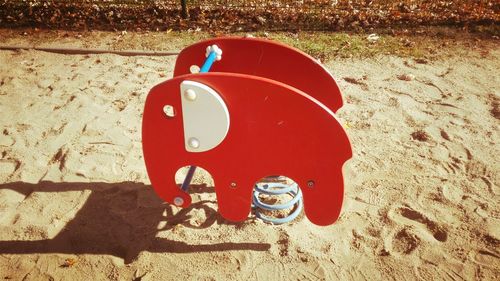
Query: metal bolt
184 89 197 101
173 197 184 206
163 105 175 118
230 182 237 188
188 137 200 149
189 65 200 74
307 180 315 188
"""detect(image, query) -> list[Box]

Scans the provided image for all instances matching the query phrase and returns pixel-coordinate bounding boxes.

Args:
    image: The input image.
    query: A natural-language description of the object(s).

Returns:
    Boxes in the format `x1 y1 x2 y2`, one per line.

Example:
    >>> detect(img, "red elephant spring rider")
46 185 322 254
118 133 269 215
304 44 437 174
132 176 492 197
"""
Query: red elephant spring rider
142 37 352 226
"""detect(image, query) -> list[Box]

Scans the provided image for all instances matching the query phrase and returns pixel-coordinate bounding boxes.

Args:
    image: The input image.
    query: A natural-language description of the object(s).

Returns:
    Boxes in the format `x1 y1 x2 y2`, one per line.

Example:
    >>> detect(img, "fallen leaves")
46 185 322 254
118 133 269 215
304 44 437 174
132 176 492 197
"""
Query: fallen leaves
60 258 77 268
411 130 430 142
437 67 453 78
489 94 500 120
440 129 451 141
414 58 428 64
343 76 369 90
397 74 415 81
0 1 498 31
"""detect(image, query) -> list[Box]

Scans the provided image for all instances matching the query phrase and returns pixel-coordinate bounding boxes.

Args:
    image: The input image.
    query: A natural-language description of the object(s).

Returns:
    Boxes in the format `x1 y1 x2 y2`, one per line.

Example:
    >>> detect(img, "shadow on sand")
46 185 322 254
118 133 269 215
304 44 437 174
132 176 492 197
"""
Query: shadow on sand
0 181 270 263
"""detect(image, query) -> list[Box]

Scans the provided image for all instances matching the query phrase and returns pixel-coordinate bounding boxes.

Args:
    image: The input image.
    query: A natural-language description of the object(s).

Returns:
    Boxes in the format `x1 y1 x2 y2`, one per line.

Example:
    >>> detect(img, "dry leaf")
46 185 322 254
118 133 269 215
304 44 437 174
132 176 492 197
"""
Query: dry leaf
367 33 380 42
414 58 428 64
397 74 415 81
61 258 77 268
1 1 498 34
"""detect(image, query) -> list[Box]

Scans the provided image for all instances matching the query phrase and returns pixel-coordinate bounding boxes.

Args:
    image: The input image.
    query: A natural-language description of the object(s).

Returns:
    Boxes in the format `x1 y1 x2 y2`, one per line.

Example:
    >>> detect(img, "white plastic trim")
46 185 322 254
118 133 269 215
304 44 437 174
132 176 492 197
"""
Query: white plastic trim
180 80 230 153
205 44 223 61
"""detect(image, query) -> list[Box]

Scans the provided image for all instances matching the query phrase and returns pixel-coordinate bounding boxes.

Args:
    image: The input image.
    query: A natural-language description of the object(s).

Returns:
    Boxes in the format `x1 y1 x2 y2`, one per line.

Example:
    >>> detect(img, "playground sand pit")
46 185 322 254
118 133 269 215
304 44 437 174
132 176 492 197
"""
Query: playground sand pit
0 30 499 280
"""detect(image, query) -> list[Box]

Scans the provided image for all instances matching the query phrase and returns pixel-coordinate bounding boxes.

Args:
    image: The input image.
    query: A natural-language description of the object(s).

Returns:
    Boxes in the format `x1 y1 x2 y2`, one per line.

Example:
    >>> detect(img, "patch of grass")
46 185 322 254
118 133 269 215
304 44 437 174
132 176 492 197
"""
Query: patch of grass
0 26 496 62
257 26 497 61
260 31 433 61
469 24 500 37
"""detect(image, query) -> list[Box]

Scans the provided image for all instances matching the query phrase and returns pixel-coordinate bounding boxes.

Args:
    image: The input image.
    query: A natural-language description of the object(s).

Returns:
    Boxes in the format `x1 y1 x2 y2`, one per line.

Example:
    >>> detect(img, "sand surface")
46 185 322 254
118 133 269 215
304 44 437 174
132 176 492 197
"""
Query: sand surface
0 31 499 280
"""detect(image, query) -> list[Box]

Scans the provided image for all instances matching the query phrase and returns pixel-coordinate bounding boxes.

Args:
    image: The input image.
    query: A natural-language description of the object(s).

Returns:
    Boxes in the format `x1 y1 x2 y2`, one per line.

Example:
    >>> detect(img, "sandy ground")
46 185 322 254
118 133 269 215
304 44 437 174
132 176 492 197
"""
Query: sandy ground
0 30 499 280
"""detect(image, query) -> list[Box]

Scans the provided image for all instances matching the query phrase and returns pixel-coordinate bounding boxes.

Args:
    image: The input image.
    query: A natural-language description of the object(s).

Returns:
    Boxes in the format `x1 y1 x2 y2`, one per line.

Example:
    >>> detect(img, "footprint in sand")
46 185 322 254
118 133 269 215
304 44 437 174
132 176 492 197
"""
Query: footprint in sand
463 157 497 195
345 95 361 105
389 206 448 243
441 184 464 203
277 229 290 257
112 99 127 112
488 93 500 120
388 97 400 107
439 128 451 141
390 228 420 254
253 261 285 281
465 160 489 179
472 249 500 269
0 129 15 147
288 258 329 281
233 251 256 277
0 159 20 181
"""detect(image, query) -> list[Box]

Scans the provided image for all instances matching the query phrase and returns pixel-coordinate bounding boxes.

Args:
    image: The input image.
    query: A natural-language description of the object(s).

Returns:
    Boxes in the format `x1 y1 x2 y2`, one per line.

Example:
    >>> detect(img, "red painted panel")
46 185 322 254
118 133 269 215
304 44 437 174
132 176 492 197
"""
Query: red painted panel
142 73 352 226
173 37 344 112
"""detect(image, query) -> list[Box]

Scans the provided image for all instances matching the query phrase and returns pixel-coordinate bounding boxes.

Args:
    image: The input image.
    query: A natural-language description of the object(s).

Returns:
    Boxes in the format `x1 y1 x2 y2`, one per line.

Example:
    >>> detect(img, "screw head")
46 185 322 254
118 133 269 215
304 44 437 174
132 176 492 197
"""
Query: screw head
188 137 200 149
163 105 175 118
307 180 315 188
189 65 200 74
230 182 237 188
184 89 197 101
173 197 184 206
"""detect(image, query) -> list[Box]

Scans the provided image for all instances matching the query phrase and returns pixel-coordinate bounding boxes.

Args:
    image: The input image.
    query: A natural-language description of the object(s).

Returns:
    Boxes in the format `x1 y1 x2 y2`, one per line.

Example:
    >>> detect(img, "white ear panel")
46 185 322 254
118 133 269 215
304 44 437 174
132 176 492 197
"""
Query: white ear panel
180 80 230 152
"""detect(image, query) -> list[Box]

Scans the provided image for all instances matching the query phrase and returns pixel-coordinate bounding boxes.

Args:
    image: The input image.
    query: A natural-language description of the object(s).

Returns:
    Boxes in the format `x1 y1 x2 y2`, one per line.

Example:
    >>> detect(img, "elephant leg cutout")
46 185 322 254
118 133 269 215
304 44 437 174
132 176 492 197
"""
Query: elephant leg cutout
174 165 214 192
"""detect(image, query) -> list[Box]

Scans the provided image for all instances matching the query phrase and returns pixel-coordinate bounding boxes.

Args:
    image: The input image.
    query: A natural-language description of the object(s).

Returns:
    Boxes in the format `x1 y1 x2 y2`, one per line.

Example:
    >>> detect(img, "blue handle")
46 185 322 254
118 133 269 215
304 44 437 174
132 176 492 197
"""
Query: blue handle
200 51 217 73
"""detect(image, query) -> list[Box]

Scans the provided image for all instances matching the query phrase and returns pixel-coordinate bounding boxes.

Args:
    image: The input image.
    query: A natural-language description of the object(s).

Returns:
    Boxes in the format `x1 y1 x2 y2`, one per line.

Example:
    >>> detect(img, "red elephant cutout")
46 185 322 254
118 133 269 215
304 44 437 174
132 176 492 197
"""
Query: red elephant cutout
142 73 352 226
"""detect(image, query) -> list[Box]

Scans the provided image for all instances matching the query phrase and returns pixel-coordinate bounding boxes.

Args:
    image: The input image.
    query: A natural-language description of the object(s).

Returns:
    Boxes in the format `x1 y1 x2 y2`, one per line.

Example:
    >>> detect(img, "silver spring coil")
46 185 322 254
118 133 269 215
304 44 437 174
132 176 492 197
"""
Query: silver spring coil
252 182 303 224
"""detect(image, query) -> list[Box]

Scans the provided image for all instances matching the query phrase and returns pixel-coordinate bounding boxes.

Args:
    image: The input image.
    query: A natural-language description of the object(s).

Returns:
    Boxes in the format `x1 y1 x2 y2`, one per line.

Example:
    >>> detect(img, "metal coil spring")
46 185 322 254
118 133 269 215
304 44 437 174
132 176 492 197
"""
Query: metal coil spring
252 182 303 224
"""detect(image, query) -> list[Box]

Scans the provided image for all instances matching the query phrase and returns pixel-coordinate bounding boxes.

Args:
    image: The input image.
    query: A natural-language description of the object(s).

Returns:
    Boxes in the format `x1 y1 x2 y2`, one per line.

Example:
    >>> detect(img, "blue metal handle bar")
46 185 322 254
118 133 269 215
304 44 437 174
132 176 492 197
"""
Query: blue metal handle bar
180 49 219 192
180 165 197 191
200 51 217 73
